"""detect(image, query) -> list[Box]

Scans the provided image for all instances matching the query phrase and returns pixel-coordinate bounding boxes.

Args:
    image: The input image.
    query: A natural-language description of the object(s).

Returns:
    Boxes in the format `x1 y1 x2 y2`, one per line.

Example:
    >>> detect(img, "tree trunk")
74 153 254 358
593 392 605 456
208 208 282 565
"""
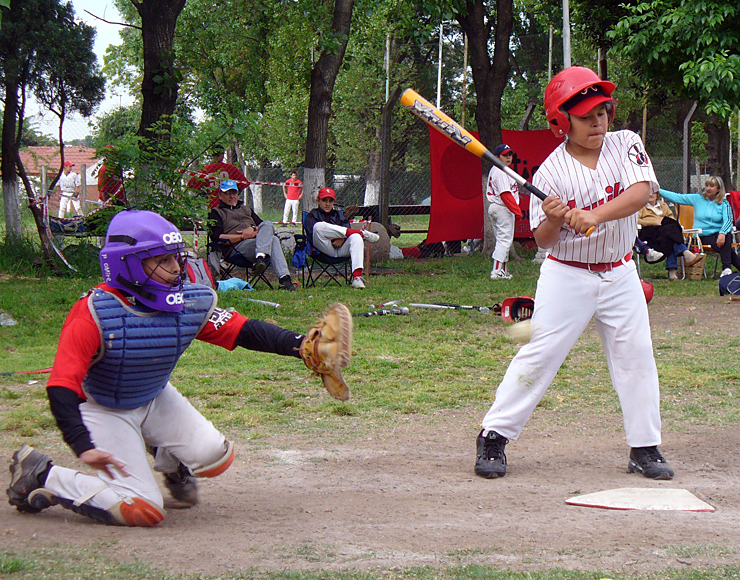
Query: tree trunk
132 0 186 141
303 0 354 209
2 81 23 240
457 0 513 257
364 142 381 207
705 114 732 189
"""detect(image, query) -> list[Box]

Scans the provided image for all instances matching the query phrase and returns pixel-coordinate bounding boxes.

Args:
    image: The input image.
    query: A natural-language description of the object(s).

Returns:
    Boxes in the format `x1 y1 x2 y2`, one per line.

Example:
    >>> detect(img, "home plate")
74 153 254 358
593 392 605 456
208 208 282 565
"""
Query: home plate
566 488 714 512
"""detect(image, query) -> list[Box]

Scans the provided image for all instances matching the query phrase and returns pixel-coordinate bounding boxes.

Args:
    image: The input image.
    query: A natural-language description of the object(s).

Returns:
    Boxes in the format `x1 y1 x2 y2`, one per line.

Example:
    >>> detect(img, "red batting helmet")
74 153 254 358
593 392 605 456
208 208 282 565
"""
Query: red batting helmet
641 279 654 304
501 296 534 323
544 66 617 138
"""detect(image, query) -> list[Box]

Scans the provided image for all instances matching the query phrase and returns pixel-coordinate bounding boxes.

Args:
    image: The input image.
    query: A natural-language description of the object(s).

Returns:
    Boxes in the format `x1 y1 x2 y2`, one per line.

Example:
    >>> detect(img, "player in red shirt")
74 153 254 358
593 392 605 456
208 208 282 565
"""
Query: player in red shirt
187 146 250 209
6 210 351 527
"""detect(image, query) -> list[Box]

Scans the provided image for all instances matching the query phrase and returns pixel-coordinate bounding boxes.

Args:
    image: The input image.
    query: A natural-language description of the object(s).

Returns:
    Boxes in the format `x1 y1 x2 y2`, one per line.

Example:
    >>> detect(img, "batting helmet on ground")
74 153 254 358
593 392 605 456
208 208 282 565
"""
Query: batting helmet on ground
641 279 654 304
501 296 535 323
544 66 617 138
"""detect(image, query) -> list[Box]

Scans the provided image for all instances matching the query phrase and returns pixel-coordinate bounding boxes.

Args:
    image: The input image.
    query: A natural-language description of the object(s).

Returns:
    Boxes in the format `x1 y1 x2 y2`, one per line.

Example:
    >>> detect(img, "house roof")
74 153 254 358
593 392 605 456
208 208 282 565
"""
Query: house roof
18 146 101 176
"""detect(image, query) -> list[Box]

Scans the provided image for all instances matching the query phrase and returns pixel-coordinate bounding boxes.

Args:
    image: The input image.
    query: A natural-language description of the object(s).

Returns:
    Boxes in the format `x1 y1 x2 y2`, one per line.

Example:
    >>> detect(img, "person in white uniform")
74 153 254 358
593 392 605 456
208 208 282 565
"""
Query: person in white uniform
57 161 81 217
475 66 674 481
486 143 523 279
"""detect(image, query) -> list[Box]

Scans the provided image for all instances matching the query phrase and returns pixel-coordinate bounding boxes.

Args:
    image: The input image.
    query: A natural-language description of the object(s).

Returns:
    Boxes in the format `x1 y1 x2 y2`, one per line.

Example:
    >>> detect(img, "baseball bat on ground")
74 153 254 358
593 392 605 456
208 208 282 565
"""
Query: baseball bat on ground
432 302 492 313
399 88 594 237
355 307 410 317
246 298 281 308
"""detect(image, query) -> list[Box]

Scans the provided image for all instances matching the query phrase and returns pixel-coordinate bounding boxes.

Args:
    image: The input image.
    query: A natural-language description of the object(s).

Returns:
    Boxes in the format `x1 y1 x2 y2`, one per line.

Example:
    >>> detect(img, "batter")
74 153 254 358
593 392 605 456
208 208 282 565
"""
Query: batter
475 66 674 481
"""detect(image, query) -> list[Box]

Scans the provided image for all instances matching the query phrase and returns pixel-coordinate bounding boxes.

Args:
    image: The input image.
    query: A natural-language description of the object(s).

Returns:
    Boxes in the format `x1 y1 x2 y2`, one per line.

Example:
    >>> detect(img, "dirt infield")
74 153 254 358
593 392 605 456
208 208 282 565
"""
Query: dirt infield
2 296 740 575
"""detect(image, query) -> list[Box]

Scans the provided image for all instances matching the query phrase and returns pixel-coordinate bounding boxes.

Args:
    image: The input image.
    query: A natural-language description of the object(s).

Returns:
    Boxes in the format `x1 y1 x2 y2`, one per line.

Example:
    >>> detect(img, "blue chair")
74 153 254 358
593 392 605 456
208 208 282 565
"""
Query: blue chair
300 212 351 288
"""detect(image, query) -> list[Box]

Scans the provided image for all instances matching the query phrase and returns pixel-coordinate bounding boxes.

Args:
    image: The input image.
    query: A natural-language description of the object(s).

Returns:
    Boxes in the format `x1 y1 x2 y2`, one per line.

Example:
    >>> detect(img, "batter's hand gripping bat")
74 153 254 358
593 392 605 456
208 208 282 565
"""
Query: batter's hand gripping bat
399 88 594 237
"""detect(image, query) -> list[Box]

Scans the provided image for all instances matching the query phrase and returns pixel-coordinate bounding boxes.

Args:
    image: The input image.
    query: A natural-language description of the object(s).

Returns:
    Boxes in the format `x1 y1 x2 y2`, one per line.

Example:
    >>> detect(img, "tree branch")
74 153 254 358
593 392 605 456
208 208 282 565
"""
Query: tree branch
84 9 141 31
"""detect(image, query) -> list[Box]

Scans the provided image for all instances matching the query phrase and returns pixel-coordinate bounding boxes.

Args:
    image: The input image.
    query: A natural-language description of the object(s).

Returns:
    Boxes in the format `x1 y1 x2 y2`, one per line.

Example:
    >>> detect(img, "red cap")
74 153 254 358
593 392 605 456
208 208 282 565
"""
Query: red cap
318 187 336 200
64 161 73 166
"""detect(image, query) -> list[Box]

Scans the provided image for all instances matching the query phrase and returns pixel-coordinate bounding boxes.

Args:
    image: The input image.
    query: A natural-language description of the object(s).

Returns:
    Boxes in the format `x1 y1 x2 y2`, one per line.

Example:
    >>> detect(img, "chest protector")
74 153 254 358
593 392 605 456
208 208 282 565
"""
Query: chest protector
85 285 217 409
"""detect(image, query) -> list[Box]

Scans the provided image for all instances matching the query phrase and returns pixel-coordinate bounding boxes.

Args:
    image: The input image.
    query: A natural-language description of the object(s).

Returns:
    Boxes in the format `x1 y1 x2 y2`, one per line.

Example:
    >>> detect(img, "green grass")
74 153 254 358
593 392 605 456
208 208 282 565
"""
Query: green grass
1 248 738 579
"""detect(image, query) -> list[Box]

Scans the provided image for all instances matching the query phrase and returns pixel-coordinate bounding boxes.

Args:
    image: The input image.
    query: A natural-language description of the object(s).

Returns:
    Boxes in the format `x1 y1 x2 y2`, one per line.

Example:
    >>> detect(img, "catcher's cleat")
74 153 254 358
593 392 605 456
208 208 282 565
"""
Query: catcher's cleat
475 430 508 479
164 462 199 506
27 488 58 510
300 303 353 401
628 446 674 480
7 445 53 513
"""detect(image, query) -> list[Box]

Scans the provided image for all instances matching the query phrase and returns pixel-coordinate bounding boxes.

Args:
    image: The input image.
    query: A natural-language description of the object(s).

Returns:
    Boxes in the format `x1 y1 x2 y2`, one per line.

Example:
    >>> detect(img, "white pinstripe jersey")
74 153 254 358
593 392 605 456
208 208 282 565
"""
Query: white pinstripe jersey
530 130 658 264
485 165 519 206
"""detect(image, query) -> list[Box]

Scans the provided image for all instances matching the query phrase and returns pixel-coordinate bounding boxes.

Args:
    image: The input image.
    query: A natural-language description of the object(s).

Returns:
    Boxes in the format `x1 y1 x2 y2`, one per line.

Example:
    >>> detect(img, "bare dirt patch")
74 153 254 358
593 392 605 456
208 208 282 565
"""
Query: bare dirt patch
2 296 739 575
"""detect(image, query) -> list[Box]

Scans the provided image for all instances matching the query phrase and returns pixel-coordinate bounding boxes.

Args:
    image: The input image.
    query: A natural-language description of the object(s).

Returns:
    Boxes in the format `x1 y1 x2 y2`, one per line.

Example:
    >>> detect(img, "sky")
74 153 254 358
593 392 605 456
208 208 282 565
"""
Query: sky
29 0 135 140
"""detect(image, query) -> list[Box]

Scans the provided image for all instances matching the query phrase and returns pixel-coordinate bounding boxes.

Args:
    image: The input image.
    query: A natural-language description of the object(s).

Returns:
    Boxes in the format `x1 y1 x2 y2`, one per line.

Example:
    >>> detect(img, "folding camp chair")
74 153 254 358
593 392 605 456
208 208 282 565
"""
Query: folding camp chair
677 203 739 279
300 212 351 288
207 237 274 289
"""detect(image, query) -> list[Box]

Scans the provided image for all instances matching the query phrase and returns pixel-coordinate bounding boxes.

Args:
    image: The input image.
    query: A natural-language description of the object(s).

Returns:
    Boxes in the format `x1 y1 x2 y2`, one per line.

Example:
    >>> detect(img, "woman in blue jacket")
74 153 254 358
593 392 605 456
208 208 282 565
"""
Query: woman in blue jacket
659 176 739 277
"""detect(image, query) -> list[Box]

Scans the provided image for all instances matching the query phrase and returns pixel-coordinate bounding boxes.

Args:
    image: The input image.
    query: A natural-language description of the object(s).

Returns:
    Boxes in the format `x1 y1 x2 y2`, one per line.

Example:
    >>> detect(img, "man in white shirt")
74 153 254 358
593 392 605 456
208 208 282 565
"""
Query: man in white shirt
57 161 81 218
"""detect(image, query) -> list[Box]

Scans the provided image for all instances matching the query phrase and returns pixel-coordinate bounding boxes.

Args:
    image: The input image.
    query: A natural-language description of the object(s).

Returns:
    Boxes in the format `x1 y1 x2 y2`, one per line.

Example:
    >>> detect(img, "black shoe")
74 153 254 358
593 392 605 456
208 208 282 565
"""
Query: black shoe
278 276 297 291
252 255 269 277
7 445 53 513
164 462 199 506
475 430 508 478
628 446 674 480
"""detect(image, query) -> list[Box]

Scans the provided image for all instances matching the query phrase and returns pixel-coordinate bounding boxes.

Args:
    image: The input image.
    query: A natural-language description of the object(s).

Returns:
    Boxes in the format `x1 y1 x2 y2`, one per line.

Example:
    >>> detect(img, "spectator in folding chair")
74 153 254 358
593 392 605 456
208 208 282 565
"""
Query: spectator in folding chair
304 187 380 289
208 180 297 291
660 176 739 278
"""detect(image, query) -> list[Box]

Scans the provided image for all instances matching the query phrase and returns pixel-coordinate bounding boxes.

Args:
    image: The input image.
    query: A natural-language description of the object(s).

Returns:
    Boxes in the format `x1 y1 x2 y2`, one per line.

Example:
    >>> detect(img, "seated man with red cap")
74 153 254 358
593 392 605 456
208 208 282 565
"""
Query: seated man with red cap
304 187 380 289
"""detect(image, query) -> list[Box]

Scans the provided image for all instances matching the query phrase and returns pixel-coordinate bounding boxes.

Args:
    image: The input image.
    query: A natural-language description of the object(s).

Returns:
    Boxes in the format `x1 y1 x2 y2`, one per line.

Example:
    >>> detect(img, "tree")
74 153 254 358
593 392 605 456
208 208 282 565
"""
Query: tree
303 0 355 205
0 0 102 249
610 0 740 187
129 0 185 144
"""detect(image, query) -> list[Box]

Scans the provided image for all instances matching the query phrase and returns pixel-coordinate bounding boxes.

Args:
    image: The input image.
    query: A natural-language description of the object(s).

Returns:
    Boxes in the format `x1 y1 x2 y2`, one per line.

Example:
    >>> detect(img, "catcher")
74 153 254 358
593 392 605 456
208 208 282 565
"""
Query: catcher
6 209 352 527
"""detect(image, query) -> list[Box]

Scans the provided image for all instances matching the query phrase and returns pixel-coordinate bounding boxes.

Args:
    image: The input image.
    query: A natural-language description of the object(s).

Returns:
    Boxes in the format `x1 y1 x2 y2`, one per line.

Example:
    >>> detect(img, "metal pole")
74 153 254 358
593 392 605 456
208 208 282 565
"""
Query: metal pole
437 23 443 108
562 0 571 68
384 34 390 103
548 25 553 80
461 33 468 128
683 101 698 193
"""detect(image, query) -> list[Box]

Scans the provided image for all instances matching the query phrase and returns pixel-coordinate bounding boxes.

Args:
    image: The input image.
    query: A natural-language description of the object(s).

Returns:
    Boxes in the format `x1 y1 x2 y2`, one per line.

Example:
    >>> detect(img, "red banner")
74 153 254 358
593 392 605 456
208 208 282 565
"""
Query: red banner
427 127 562 243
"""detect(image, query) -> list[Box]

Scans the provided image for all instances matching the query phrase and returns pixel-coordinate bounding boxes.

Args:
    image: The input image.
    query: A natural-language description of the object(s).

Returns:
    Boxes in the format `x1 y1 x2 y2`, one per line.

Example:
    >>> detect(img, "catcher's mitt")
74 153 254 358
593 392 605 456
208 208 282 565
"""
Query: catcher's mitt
300 303 353 401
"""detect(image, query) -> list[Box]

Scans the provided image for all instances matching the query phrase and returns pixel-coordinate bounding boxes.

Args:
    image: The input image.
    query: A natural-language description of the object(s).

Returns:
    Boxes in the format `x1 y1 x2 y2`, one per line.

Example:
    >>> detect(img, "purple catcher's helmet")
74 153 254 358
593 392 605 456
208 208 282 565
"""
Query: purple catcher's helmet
100 210 186 312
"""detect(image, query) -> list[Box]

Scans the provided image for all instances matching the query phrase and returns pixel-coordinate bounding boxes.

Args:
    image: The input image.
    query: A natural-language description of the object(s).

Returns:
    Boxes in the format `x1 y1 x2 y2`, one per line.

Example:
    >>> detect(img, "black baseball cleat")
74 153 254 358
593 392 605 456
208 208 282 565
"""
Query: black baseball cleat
475 430 508 478
164 462 199 506
252 255 269 277
7 445 53 513
628 446 674 480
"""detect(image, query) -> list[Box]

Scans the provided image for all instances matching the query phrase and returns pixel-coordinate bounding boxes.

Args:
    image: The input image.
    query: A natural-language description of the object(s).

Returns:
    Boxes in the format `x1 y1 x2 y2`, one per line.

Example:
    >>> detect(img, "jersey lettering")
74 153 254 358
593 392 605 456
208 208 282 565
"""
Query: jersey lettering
209 308 233 330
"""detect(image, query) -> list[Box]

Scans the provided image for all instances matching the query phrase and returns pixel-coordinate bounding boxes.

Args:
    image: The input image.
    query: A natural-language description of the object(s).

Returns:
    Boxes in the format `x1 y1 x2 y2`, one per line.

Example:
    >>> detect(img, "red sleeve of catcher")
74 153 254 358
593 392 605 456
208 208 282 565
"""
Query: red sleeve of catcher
197 308 249 350
501 192 523 217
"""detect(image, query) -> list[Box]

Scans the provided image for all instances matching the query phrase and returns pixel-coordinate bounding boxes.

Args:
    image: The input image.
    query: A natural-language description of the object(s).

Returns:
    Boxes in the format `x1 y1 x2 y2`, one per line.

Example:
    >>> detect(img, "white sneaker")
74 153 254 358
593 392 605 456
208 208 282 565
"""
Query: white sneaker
646 249 664 262
721 268 733 277
490 269 513 280
362 231 380 243
351 276 366 289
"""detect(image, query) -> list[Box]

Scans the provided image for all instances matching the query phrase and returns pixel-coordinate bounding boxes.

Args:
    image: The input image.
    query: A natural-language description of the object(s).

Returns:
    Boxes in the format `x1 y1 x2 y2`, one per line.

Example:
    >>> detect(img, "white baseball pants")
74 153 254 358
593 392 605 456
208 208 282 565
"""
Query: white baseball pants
58 194 81 218
487 203 516 264
481 258 662 448
311 222 364 272
42 383 229 512
283 199 300 223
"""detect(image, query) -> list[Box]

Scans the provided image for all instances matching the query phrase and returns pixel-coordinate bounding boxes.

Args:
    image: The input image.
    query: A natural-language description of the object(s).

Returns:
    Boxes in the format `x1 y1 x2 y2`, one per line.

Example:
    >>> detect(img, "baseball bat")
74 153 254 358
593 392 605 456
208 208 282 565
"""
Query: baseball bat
246 298 281 308
356 307 409 317
409 303 456 310
371 300 402 308
432 302 492 313
399 88 594 237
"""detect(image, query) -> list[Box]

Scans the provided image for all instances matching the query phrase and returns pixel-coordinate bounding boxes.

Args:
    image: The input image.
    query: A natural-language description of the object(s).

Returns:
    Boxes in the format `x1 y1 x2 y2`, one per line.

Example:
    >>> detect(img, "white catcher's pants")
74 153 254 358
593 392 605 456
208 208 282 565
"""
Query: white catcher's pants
312 222 365 272
43 383 229 511
487 203 516 264
481 258 663 448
